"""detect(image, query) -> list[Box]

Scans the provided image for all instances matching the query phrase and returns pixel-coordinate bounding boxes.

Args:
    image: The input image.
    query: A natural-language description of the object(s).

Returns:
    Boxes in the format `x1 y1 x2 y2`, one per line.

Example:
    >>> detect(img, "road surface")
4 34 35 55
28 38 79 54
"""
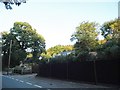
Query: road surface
2 74 119 89
2 75 41 88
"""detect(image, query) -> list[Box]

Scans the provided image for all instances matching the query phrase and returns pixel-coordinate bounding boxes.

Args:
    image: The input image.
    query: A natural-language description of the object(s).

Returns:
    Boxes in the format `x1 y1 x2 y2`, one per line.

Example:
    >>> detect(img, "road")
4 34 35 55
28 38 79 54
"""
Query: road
2 75 42 88
2 74 119 89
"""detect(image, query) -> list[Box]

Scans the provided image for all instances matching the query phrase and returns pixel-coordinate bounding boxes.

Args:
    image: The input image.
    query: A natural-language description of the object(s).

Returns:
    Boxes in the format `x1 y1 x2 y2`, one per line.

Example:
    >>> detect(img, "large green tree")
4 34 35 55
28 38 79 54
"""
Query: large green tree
71 21 99 60
2 22 45 67
97 18 120 60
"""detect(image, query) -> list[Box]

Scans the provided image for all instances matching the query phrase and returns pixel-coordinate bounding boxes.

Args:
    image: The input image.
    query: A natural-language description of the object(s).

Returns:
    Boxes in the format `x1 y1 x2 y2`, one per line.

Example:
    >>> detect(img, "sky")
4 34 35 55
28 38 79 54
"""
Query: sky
0 0 119 49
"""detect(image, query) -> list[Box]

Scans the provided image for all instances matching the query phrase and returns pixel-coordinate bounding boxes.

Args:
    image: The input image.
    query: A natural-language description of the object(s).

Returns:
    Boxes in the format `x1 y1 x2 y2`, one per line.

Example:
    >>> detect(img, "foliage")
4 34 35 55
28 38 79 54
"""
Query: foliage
100 18 120 41
40 45 74 63
49 53 75 64
97 18 120 60
27 53 33 58
2 22 45 67
41 53 52 59
0 0 27 9
2 18 120 68
71 21 99 61
98 39 107 45
42 45 73 58
96 40 120 60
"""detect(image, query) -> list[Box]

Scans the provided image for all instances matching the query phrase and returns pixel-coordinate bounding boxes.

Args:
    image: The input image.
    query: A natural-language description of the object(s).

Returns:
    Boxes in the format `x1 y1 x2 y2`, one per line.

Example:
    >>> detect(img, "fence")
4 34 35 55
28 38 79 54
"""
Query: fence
38 59 120 85
32 64 39 73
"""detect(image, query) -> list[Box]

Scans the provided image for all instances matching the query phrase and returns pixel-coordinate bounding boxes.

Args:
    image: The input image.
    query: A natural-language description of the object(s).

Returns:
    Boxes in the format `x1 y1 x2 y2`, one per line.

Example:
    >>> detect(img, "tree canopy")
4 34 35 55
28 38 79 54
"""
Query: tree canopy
1 18 120 67
71 21 99 60
2 22 45 67
100 18 120 41
41 45 74 59
97 18 120 60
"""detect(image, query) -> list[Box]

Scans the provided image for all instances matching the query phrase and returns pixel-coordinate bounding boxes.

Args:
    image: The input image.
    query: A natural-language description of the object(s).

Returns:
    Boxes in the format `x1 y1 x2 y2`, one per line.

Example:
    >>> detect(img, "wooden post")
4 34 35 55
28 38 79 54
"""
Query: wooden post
7 40 12 74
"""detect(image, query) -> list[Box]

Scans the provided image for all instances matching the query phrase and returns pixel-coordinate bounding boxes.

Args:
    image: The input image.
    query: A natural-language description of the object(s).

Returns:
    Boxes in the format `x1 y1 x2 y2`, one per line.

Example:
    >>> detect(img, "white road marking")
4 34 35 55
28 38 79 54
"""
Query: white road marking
3 75 11 79
3 75 43 88
26 82 32 85
47 89 51 90
3 75 7 77
11 78 14 80
3 76 15 80
19 80 24 83
8 76 11 78
16 79 19 81
34 85 42 88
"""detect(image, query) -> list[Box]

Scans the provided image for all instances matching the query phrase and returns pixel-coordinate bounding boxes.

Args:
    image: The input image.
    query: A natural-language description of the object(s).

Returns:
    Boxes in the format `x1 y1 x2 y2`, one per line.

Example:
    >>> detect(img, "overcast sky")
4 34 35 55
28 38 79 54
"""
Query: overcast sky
0 0 119 49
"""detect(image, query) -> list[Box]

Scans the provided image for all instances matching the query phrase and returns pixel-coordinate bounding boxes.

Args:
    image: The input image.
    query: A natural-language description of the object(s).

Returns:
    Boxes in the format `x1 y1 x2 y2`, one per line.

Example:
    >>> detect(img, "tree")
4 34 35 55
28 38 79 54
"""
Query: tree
40 45 74 63
2 22 45 67
97 18 120 60
0 0 27 9
71 21 99 61
31 33 46 62
46 45 73 57
100 18 120 41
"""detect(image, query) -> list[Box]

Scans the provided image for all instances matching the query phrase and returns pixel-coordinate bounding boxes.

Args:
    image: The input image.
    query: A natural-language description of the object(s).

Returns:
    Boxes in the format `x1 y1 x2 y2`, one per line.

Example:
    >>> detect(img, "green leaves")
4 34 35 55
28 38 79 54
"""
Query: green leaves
40 45 74 63
46 45 73 57
1 0 27 10
100 18 120 40
2 22 46 67
71 21 98 56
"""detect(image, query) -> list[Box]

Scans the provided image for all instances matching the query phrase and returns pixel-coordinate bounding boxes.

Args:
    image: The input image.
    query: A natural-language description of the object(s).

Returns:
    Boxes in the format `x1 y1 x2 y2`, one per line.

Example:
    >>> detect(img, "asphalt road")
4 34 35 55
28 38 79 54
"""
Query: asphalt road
2 75 42 88
2 74 119 89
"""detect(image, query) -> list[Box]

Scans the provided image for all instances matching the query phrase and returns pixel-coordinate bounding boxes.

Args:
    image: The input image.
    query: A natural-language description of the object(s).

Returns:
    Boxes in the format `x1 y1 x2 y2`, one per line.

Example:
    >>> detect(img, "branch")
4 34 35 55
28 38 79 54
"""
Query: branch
0 0 27 9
